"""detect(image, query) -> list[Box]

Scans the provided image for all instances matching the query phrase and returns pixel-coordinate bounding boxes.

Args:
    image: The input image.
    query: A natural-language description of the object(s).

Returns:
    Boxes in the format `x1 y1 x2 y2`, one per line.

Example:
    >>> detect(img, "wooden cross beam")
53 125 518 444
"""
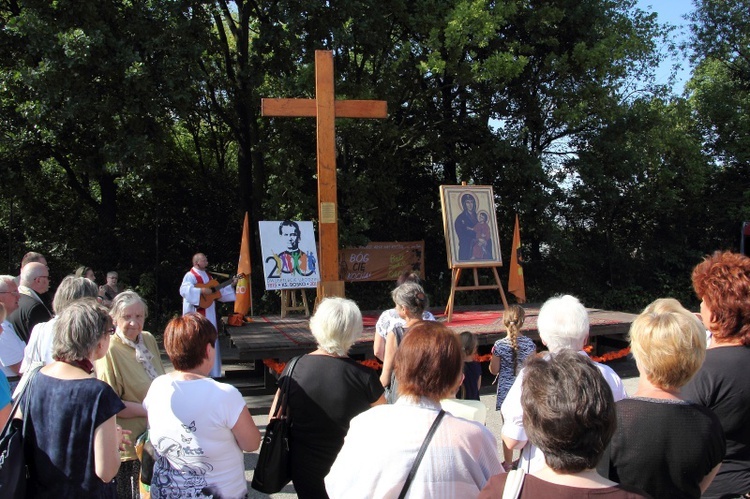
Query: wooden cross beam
262 50 388 300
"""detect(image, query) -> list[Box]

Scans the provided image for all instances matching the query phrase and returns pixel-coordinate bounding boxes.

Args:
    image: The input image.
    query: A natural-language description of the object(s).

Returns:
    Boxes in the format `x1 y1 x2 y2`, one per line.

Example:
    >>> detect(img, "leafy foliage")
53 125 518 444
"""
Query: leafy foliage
0 0 746 328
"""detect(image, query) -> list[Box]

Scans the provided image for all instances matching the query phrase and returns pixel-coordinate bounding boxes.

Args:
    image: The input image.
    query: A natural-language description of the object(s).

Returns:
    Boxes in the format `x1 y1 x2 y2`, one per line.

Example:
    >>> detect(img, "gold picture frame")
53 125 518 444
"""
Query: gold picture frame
440 185 503 269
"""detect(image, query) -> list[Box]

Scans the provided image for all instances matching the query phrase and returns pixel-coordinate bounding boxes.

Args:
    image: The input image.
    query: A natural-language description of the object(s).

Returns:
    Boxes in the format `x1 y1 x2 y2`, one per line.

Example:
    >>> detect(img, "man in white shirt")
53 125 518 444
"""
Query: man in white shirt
0 276 26 382
501 294 627 472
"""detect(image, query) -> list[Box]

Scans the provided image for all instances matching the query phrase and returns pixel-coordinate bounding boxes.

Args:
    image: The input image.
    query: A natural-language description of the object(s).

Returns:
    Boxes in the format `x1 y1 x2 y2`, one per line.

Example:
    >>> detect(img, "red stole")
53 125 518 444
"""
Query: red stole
190 268 207 316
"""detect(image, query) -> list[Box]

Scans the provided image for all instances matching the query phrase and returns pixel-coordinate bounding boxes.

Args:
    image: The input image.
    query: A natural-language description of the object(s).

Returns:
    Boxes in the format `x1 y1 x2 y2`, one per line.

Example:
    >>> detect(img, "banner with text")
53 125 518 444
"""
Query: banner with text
339 241 425 282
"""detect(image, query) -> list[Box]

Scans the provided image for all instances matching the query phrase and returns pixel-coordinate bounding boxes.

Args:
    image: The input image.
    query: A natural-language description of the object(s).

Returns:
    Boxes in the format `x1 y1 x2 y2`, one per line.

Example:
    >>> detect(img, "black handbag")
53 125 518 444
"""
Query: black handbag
250 355 302 494
0 366 42 499
135 430 156 485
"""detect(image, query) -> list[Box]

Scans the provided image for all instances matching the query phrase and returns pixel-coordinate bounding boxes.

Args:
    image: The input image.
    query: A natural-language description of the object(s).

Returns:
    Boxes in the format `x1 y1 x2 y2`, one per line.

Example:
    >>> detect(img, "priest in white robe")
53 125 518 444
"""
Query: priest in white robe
180 253 236 377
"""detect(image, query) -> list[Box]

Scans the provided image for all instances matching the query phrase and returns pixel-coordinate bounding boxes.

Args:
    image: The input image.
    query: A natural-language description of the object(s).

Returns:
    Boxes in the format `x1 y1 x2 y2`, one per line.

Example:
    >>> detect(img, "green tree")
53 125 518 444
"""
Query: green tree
559 97 710 309
0 0 212 259
686 0 750 250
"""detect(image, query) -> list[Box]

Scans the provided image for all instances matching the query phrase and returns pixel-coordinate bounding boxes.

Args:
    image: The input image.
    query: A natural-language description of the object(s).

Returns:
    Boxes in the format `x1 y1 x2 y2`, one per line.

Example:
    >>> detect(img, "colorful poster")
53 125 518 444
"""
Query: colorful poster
339 242 425 282
259 221 320 290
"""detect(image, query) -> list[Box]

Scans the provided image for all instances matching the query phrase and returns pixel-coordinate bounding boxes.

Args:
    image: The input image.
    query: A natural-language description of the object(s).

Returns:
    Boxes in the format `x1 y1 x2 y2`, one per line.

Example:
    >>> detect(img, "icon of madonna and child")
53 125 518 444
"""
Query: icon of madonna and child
454 192 494 261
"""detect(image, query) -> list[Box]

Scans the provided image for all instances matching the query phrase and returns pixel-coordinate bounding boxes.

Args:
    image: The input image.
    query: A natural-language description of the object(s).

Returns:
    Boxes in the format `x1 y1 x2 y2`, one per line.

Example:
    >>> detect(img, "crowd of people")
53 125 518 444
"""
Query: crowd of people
0 250 748 498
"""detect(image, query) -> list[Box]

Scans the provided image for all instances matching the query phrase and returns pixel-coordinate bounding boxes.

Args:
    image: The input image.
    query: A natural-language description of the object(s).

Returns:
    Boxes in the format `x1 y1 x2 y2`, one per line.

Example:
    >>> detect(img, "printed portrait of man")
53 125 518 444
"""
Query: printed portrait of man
278 220 316 277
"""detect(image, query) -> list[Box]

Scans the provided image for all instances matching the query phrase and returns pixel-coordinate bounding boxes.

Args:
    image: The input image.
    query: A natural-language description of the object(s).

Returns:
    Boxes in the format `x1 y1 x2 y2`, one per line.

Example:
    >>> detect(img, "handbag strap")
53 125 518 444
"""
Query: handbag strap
397 409 446 499
273 355 303 419
502 468 526 499
1 365 42 438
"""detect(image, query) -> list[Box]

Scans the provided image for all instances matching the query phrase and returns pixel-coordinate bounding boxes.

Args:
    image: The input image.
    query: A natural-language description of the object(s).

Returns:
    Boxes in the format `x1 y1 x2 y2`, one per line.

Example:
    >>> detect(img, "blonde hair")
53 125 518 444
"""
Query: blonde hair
629 303 706 390
642 298 687 315
503 304 526 374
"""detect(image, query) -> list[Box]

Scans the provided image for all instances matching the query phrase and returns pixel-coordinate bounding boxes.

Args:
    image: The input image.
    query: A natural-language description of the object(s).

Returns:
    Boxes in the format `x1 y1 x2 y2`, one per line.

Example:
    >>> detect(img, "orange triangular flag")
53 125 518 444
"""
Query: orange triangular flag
234 212 252 316
508 214 526 303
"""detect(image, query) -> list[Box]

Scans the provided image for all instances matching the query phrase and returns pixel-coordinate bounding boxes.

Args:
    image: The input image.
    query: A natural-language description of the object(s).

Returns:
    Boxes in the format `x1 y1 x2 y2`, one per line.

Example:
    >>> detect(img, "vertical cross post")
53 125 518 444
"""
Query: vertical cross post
261 50 387 301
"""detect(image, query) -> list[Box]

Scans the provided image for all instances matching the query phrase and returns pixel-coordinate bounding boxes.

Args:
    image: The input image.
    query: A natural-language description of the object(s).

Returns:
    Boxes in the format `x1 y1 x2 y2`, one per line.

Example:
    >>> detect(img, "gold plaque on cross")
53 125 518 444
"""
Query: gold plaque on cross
320 202 337 224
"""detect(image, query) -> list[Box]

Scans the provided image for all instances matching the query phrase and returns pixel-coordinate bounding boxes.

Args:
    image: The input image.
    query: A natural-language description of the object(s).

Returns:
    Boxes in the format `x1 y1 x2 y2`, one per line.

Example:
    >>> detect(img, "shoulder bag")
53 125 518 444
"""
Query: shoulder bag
397 409 446 499
0 366 42 499
250 355 303 494
135 430 156 485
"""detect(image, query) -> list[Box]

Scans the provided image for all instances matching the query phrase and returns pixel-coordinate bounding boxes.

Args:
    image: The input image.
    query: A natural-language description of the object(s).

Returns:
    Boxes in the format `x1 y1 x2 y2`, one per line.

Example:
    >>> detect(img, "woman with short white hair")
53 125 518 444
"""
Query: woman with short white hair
501 294 628 473
536 294 591 351
270 297 385 498
96 290 166 498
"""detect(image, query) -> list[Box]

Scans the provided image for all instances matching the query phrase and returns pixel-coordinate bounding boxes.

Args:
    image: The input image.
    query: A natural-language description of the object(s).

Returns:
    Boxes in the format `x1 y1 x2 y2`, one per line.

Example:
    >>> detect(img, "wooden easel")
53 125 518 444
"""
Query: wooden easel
444 266 509 322
280 289 310 318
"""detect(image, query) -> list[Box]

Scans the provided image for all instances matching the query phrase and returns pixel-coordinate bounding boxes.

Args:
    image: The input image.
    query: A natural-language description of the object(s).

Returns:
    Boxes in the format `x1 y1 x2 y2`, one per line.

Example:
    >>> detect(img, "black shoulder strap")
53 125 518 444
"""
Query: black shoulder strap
273 355 303 419
1 365 42 438
398 409 446 499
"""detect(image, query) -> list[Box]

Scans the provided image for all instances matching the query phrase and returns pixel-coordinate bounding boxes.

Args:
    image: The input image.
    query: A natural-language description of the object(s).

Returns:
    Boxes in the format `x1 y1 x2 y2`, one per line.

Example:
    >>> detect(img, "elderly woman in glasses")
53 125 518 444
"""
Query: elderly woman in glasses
0 303 12 427
96 290 166 498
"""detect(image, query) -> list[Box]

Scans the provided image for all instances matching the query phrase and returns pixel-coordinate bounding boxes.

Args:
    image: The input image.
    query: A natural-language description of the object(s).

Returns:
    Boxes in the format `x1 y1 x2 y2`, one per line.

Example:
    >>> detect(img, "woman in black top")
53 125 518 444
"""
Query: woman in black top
22 299 127 498
606 299 725 498
271 297 385 498
682 252 750 498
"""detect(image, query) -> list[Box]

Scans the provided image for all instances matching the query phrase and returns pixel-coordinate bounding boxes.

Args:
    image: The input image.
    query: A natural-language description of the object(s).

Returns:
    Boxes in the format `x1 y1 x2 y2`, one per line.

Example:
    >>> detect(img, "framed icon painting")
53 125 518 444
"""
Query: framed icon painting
440 185 503 269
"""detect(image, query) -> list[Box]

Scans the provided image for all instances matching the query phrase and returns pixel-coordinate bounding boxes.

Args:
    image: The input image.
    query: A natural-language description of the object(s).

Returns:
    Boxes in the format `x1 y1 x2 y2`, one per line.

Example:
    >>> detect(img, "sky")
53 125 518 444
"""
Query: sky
636 0 695 94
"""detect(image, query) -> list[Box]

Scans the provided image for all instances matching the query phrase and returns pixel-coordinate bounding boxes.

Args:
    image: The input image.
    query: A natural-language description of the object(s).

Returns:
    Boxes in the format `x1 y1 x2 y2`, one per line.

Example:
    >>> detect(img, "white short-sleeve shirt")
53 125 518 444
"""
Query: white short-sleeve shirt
375 308 437 339
144 375 248 499
500 350 627 472
0 321 25 376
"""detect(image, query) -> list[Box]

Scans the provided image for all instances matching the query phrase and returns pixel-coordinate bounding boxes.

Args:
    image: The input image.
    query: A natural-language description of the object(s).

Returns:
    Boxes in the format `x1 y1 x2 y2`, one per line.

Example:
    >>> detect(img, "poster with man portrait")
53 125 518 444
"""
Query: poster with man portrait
259 221 321 290
440 185 503 268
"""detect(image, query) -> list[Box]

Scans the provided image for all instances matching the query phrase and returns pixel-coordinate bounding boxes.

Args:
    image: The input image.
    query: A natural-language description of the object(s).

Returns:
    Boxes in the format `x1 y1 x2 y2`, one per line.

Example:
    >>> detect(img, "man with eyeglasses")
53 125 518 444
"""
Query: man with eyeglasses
8 262 53 343
0 275 25 382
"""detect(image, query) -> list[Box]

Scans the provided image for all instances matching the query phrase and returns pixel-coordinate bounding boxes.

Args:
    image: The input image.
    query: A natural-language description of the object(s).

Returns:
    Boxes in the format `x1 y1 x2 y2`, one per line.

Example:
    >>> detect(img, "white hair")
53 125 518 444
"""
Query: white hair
309 297 363 356
537 295 589 352
0 275 15 290
19 262 46 286
110 290 148 322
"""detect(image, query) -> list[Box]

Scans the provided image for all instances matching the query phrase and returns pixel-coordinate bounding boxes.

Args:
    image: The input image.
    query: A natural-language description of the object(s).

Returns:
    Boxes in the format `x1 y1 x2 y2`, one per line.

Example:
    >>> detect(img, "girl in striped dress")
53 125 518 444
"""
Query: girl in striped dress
489 304 536 468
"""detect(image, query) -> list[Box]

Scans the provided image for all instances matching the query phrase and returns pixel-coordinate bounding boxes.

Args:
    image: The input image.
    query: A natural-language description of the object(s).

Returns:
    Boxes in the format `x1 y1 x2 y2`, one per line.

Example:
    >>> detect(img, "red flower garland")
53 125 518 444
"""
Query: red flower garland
262 346 631 375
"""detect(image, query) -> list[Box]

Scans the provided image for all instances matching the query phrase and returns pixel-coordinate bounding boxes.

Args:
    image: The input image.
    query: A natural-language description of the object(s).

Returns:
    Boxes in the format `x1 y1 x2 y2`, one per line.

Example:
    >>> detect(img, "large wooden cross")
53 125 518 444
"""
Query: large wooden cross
262 50 388 300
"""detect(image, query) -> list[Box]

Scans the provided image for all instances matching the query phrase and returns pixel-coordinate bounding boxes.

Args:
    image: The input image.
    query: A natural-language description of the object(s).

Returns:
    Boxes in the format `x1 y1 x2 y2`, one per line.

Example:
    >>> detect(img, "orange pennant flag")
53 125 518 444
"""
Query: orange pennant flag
508 214 526 303
234 212 252 316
